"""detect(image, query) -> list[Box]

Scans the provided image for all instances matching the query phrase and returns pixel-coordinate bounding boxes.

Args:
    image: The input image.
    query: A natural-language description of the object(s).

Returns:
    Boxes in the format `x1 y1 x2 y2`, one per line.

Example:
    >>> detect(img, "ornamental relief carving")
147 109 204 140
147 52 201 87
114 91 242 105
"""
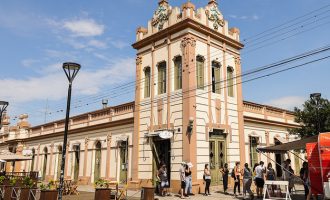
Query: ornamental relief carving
180 36 196 49
136 56 142 65
152 2 171 31
205 4 224 30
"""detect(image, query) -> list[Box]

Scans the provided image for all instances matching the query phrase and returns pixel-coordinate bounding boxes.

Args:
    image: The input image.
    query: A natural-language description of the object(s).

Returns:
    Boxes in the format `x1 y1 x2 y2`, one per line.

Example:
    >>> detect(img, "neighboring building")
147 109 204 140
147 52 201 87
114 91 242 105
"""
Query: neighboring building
0 0 301 192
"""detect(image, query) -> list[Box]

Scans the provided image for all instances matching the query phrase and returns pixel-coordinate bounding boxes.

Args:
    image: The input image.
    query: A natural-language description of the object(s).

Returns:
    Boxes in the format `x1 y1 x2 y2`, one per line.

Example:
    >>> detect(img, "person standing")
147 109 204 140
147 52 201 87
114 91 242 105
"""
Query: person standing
158 164 170 196
300 162 309 199
242 163 254 200
179 162 186 199
185 162 194 196
255 161 266 198
266 163 276 181
204 164 211 196
220 163 229 194
233 162 242 197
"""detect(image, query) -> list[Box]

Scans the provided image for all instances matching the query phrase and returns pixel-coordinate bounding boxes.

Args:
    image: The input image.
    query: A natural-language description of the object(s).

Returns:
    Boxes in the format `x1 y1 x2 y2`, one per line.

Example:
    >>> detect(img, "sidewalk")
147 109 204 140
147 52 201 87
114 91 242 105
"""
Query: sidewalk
74 184 306 200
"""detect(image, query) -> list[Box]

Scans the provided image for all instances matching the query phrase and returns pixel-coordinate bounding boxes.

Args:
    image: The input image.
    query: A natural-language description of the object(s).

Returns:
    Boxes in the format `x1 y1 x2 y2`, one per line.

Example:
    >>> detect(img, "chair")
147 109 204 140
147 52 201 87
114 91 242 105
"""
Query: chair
69 181 79 195
117 184 128 200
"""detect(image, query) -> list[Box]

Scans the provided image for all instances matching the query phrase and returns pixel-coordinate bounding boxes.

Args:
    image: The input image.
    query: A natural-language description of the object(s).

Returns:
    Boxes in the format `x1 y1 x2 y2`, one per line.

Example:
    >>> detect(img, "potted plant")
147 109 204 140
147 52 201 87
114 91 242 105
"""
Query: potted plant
39 180 58 200
16 176 36 200
94 179 111 200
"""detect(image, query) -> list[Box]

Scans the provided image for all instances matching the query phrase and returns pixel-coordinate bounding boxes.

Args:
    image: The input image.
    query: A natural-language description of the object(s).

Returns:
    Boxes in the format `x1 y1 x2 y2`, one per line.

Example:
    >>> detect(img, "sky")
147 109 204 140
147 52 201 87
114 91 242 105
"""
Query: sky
0 0 329 126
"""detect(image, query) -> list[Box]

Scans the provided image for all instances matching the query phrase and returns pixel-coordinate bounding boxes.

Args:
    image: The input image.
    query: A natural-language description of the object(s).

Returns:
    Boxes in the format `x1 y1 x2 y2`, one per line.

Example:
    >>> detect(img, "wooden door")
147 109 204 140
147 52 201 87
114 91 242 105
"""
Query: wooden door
119 142 127 184
209 139 226 186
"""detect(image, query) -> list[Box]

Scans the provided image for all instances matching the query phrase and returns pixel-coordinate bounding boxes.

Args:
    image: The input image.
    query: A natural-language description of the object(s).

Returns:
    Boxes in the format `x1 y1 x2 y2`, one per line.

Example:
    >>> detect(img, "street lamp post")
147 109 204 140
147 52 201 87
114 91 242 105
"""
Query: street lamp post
0 101 9 131
310 93 321 134
58 62 81 200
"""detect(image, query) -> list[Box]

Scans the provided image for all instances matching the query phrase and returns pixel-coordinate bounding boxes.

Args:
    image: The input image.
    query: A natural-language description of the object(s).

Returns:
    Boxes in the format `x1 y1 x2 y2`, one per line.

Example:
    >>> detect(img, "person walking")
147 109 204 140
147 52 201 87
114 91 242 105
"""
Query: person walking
242 163 254 200
204 164 211 196
233 162 242 197
255 161 266 198
220 163 229 194
179 162 186 199
300 162 309 199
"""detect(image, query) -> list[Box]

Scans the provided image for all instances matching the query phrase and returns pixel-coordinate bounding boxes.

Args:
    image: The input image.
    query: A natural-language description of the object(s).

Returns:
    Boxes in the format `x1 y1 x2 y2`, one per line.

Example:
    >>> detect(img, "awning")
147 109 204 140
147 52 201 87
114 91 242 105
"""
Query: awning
0 155 32 161
145 130 174 139
257 135 318 153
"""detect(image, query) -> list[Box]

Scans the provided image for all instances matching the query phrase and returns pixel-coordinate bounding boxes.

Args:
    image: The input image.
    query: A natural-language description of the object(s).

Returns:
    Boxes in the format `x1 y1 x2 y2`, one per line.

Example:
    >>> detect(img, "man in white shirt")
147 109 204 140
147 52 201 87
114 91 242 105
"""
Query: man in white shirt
255 161 266 198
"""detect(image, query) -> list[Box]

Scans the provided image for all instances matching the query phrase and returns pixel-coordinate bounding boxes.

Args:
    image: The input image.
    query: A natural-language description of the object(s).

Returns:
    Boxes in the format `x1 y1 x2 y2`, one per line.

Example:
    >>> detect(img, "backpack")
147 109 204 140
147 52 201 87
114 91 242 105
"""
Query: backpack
231 169 235 178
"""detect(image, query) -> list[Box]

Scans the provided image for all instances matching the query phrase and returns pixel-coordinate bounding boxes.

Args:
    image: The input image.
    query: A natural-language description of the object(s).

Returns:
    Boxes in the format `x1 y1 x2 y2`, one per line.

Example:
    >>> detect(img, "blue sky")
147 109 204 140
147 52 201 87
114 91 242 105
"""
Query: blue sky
0 0 329 126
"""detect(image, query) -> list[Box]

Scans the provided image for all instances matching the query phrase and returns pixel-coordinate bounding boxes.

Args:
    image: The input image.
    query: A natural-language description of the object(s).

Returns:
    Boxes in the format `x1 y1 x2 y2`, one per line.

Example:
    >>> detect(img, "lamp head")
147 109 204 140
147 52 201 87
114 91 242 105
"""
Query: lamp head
62 62 81 83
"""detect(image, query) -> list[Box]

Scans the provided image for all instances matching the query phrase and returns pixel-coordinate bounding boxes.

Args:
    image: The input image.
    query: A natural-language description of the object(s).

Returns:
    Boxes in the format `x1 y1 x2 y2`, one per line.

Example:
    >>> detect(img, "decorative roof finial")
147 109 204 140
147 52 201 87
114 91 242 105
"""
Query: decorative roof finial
208 0 218 5
158 0 168 5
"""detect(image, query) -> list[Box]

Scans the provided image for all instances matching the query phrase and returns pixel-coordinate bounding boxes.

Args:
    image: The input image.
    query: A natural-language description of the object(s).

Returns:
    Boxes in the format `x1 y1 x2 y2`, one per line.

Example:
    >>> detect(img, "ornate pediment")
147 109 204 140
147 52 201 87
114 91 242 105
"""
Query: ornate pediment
205 3 224 30
152 0 171 31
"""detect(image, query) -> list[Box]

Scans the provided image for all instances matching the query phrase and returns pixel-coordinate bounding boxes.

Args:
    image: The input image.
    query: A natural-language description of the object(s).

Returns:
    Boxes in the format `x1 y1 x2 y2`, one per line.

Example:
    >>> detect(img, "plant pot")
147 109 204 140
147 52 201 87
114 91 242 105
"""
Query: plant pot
40 190 58 200
17 188 34 200
3 186 12 200
95 188 111 200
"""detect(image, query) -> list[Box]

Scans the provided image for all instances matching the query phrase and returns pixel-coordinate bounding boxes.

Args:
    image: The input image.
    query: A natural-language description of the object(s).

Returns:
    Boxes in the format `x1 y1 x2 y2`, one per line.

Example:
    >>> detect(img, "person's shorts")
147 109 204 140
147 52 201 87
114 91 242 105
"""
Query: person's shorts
181 181 186 189
255 177 265 188
161 181 169 188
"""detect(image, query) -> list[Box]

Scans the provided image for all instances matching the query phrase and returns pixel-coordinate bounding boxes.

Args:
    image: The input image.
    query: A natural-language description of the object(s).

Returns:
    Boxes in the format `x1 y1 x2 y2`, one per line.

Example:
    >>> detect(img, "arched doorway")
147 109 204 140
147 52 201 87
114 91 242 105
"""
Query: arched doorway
30 148 35 171
94 141 101 182
57 146 62 179
73 145 80 181
42 147 48 180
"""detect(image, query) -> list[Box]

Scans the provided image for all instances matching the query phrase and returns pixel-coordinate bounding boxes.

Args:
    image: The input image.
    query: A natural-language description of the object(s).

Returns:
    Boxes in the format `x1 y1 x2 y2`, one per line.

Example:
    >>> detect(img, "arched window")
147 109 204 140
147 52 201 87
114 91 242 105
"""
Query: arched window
42 147 48 180
174 56 182 90
227 67 234 97
196 55 205 89
157 62 167 94
144 67 151 98
212 61 221 94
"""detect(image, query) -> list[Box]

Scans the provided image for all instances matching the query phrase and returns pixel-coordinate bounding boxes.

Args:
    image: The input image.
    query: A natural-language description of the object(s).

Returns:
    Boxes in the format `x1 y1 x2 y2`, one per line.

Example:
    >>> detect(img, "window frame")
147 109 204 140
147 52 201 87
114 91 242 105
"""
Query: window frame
212 61 221 94
227 66 234 97
196 55 205 90
157 61 167 95
173 56 182 90
144 67 151 98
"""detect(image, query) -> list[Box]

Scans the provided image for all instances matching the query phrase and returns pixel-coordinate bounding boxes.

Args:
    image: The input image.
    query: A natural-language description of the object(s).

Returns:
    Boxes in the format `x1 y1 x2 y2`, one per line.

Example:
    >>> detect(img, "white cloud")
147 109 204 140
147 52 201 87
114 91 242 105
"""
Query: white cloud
62 19 105 37
229 14 260 21
109 40 129 49
88 39 107 49
265 96 305 110
21 59 40 67
0 58 135 103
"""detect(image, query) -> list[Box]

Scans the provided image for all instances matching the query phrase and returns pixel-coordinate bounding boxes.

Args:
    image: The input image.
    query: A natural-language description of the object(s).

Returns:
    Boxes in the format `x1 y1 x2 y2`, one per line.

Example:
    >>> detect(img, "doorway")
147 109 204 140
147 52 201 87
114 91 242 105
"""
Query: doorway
119 141 128 184
73 145 80 181
209 130 227 186
151 139 171 186
274 138 283 177
57 146 62 179
94 142 101 182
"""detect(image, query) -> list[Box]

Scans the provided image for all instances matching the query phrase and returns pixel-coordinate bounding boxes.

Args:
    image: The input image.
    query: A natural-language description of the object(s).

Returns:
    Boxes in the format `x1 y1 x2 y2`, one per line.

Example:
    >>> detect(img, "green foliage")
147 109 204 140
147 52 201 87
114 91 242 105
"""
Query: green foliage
289 97 330 138
9 177 17 186
22 177 34 188
0 176 5 185
94 179 109 188
39 180 56 191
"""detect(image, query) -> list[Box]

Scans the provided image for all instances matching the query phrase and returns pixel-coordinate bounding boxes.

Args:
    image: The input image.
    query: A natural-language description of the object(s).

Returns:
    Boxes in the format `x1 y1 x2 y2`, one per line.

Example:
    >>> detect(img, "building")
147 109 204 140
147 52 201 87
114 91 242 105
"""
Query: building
0 0 301 192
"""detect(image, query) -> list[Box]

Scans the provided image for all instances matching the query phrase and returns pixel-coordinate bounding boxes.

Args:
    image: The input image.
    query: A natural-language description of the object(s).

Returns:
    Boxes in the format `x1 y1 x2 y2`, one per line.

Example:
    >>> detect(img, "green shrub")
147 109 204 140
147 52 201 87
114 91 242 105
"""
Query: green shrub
94 179 108 188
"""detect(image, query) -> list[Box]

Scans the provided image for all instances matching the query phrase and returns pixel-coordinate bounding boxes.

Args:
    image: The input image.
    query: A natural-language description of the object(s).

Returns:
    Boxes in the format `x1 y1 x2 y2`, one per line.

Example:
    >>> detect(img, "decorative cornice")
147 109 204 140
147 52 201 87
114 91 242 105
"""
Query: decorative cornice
181 36 196 48
132 18 244 50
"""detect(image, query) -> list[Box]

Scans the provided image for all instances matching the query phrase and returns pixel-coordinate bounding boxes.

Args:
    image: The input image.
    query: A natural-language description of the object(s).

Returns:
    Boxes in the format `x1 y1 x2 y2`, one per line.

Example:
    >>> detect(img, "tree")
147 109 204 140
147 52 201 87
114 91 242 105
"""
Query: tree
289 97 330 138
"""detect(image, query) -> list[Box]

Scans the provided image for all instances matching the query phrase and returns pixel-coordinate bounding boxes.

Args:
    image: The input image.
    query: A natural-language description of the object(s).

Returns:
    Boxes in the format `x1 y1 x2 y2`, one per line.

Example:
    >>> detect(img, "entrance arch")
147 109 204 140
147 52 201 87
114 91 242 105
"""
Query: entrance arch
94 141 101 182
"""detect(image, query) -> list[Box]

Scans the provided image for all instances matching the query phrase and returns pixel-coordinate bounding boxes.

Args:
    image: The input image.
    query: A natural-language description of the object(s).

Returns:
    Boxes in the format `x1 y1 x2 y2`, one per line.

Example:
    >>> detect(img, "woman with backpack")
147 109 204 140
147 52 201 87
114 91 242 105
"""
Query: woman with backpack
220 163 229 194
233 161 242 197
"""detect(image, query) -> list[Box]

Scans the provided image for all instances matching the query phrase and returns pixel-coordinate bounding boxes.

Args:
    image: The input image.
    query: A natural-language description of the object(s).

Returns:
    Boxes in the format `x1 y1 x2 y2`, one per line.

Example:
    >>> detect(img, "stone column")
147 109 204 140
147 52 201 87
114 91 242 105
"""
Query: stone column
132 56 142 182
235 57 246 164
64 142 70 179
105 134 112 179
81 137 89 184
181 34 197 181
